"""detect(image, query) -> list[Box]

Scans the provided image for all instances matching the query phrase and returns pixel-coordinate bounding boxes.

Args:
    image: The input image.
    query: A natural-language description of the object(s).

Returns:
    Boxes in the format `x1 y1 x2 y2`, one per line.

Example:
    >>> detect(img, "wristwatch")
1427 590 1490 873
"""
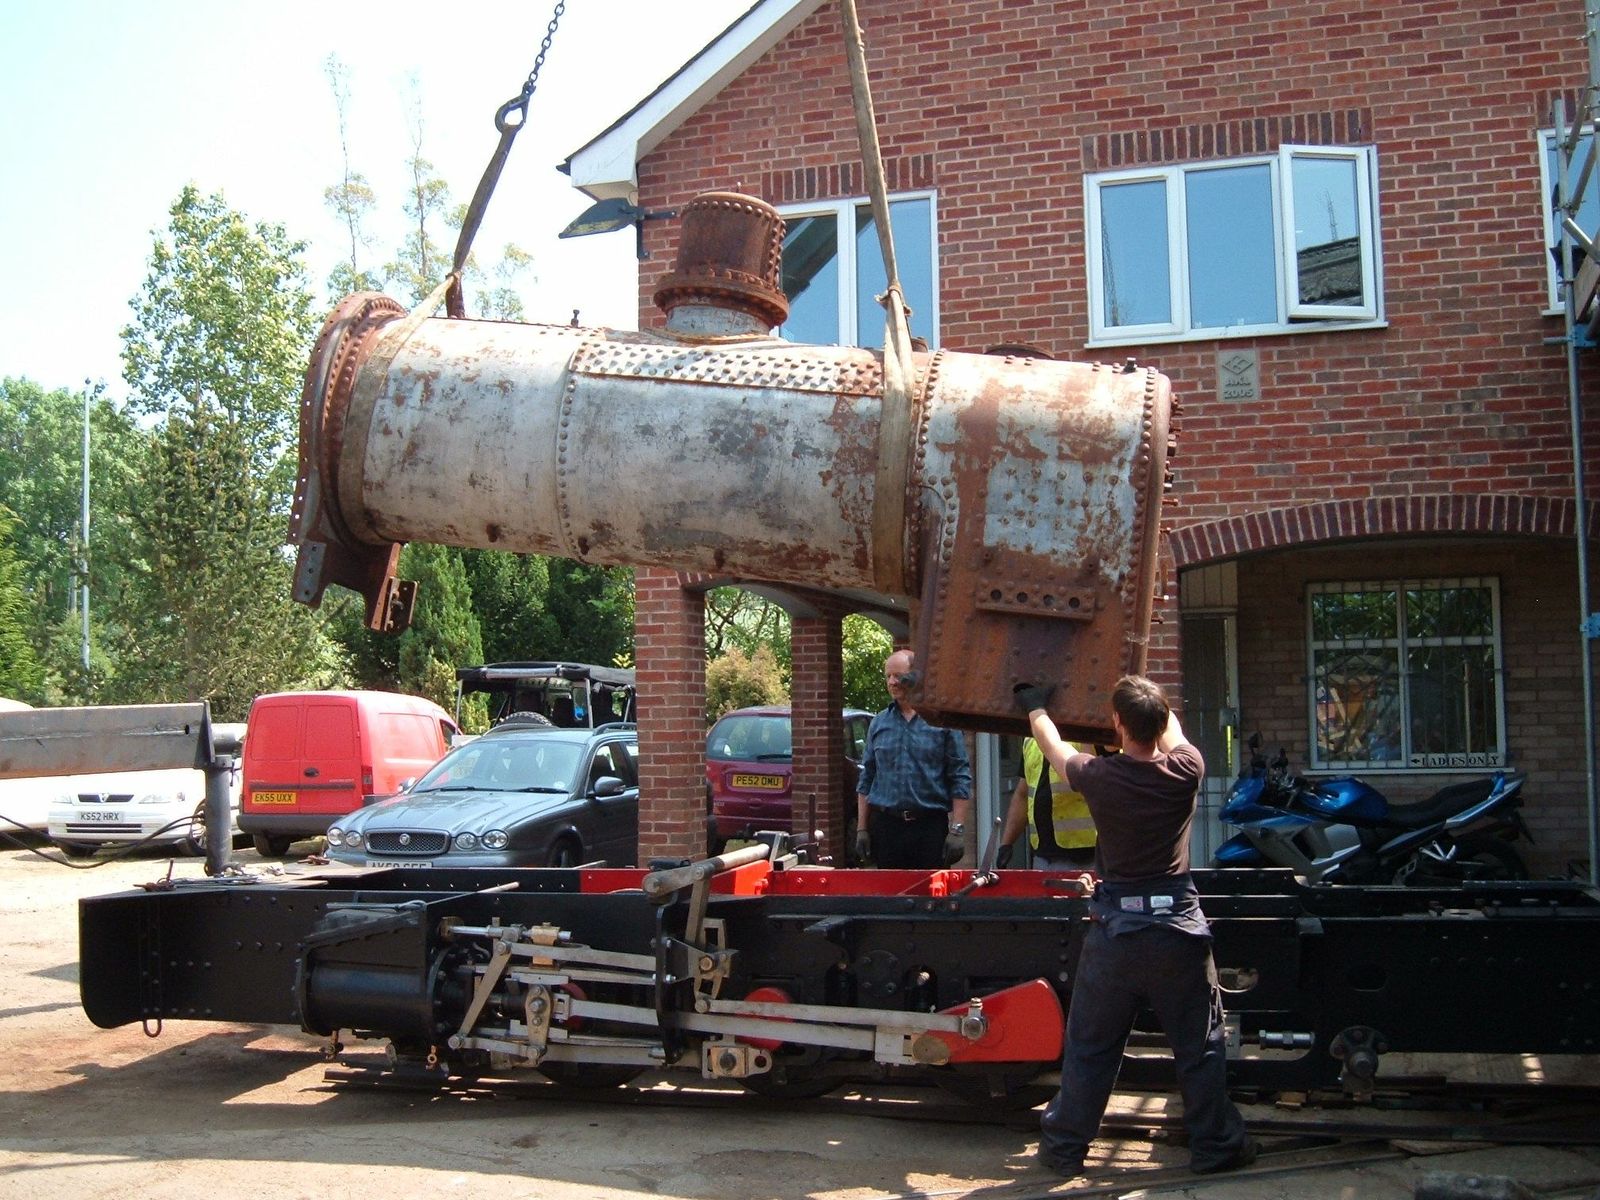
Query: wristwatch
950 822 966 835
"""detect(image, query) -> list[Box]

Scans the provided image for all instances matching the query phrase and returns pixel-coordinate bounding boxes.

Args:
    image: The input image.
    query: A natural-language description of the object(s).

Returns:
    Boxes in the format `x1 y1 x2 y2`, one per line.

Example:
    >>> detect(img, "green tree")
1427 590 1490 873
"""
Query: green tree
0 507 43 701
394 543 484 714
123 185 315 498
36 610 114 706
111 187 344 717
705 644 787 722
0 378 140 636
461 549 556 663
110 407 344 716
543 559 635 666
323 54 384 297
842 614 894 711
322 71 534 316
384 80 453 305
705 587 792 684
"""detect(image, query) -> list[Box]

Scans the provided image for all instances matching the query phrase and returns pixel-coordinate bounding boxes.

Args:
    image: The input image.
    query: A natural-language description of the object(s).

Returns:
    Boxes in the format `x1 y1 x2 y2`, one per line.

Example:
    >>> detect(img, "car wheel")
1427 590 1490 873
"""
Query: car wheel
547 836 582 868
180 802 209 857
252 832 293 858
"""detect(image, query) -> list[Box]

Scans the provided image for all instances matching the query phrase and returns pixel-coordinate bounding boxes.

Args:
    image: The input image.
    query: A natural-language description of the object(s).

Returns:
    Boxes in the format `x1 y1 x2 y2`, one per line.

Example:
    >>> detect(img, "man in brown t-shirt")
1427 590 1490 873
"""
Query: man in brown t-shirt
1015 674 1254 1178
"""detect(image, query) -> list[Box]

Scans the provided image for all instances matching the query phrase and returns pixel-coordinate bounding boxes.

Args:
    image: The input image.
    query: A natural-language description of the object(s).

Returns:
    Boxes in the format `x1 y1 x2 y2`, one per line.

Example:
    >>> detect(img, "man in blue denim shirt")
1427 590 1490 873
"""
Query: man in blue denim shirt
854 650 972 868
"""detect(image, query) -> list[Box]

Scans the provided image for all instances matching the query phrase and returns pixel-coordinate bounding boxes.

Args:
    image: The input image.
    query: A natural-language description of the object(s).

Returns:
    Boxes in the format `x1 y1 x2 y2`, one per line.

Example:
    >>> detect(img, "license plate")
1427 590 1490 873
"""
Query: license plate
730 773 786 789
366 859 431 869
81 809 122 822
252 790 297 806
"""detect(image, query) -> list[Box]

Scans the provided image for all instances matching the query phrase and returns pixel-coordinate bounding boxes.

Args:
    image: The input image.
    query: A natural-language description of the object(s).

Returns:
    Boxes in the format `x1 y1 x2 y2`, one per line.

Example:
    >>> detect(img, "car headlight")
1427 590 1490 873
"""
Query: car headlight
344 830 364 850
137 792 176 805
482 829 509 851
326 828 344 847
454 831 479 851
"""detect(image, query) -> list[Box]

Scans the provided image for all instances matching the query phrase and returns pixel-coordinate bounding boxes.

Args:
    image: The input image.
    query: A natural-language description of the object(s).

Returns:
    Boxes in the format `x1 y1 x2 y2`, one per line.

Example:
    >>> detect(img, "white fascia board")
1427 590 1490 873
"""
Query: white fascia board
565 0 826 202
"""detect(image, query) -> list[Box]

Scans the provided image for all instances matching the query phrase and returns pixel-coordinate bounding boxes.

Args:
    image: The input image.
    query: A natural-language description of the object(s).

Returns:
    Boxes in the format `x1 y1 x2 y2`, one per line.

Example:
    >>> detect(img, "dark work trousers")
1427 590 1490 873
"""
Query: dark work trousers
868 807 949 869
1040 921 1246 1172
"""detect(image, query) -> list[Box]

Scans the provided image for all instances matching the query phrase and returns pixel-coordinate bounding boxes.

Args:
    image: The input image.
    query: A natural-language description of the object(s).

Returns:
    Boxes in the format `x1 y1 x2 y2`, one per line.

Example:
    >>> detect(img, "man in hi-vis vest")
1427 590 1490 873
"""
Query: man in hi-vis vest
997 738 1098 870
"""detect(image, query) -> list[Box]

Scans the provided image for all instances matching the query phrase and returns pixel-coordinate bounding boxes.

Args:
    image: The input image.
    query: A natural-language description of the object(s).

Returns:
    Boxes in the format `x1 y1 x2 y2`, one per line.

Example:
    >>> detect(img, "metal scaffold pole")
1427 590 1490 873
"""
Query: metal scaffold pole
1553 1 1600 887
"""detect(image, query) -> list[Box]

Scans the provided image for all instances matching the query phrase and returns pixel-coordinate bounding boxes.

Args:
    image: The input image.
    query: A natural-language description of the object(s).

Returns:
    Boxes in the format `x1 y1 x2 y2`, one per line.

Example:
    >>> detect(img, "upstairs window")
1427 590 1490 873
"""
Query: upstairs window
779 193 939 349
1085 145 1381 344
1307 578 1505 772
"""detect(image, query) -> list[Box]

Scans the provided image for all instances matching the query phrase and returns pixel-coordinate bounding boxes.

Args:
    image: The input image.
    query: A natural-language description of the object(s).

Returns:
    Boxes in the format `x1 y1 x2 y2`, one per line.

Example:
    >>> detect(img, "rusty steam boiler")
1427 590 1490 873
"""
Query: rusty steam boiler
290 192 1174 739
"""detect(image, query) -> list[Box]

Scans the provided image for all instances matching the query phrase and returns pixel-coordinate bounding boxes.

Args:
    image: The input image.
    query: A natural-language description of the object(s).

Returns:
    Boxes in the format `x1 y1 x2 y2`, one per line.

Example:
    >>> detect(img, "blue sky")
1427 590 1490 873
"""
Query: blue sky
0 1 751 397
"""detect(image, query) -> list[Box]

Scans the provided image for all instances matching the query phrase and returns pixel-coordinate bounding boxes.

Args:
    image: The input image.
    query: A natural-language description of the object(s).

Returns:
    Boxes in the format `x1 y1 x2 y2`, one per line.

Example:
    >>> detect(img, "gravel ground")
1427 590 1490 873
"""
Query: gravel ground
2 839 1598 1200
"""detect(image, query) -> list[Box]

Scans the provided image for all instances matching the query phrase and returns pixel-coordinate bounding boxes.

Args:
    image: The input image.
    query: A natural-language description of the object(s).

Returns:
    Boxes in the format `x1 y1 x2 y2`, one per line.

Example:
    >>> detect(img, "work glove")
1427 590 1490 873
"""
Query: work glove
853 828 871 865
995 843 1015 869
1012 681 1055 715
943 831 965 866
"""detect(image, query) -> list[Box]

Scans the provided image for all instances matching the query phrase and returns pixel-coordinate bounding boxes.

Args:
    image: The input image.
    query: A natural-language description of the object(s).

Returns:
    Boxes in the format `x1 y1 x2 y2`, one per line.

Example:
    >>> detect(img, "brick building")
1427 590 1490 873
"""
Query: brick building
567 0 1599 876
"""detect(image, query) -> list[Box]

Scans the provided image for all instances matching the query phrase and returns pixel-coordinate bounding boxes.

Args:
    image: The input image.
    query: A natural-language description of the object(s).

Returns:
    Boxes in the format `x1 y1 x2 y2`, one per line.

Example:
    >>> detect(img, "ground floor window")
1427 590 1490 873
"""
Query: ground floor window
1307 578 1505 770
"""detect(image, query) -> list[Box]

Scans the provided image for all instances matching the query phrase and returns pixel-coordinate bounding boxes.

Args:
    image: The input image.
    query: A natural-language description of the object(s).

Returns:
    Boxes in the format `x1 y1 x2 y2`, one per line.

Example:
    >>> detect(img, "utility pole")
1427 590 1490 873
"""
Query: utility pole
1553 0 1600 886
80 380 90 675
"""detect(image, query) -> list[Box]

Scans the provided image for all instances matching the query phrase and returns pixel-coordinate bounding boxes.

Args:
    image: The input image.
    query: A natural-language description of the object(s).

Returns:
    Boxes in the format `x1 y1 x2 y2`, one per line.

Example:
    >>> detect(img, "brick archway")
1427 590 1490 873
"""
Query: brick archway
1169 494 1600 568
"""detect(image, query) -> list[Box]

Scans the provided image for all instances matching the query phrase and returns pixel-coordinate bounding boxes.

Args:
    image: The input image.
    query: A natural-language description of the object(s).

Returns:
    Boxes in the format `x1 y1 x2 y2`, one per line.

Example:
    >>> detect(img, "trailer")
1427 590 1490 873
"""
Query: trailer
77 841 1600 1101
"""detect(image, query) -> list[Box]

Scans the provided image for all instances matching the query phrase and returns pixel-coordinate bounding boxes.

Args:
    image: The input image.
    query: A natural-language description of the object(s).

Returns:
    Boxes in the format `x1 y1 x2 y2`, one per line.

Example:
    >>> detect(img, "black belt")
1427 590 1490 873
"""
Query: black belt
876 806 943 822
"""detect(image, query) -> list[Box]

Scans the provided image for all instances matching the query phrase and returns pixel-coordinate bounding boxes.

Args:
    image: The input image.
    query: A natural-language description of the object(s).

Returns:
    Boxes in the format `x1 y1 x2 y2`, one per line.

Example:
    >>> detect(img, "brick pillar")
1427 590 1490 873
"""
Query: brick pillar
635 568 707 863
790 601 847 862
1146 554 1184 704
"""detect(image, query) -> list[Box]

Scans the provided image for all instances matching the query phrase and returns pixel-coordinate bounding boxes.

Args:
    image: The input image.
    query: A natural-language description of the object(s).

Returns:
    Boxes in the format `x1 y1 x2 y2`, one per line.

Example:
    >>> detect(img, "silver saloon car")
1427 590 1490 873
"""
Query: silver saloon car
326 722 638 869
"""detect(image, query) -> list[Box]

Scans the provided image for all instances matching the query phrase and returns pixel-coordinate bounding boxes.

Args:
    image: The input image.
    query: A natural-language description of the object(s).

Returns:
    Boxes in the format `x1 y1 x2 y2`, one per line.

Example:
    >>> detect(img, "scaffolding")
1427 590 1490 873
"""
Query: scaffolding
1551 2 1600 887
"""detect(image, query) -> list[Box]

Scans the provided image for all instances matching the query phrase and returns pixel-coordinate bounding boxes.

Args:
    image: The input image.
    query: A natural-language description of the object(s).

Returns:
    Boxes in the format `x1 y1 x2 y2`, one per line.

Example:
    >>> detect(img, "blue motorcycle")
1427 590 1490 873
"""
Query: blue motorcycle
1213 735 1531 885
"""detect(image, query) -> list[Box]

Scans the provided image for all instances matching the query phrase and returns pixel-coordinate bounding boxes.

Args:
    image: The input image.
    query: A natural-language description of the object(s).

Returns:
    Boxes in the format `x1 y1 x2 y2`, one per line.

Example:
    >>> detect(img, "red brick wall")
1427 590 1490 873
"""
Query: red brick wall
790 603 848 860
634 0 1600 521
635 568 707 862
626 0 1600 867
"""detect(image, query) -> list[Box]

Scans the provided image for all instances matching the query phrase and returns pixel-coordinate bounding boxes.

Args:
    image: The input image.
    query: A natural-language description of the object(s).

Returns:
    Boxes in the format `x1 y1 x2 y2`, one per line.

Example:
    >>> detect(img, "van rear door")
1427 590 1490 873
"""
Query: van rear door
244 696 361 817
299 698 362 813
242 698 302 814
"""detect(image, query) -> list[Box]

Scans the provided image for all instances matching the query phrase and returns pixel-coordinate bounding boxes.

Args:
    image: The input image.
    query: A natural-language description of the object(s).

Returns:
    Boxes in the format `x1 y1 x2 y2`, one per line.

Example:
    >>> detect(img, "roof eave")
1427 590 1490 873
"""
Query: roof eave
563 0 827 202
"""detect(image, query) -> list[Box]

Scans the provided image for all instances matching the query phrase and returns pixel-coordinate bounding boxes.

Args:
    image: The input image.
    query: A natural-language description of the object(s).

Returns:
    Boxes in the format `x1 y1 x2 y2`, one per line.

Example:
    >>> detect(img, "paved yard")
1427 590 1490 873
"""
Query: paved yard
2 840 1597 1200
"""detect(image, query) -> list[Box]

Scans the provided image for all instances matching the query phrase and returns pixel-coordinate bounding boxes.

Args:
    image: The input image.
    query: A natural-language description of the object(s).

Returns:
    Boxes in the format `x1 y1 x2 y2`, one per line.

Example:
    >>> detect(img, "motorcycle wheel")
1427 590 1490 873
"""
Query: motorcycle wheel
1400 834 1528 885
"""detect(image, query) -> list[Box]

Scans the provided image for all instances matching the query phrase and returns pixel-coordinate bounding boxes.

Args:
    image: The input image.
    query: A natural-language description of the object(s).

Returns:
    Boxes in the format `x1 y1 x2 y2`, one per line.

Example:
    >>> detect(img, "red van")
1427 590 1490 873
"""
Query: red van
239 690 458 856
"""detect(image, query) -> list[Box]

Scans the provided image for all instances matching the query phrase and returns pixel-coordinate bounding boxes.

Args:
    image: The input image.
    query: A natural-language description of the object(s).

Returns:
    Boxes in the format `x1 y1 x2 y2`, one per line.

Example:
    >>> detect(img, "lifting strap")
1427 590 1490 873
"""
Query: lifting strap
839 0 915 596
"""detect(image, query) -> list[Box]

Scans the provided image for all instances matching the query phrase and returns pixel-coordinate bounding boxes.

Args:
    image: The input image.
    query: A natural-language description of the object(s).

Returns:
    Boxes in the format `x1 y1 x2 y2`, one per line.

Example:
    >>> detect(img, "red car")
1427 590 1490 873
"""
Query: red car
706 705 871 853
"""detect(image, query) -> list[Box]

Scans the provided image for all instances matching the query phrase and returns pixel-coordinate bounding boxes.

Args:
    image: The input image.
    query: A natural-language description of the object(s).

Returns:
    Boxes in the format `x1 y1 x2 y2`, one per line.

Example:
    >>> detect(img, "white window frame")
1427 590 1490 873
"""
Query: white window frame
776 190 941 348
1085 145 1384 347
1305 577 1507 774
1537 127 1595 314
